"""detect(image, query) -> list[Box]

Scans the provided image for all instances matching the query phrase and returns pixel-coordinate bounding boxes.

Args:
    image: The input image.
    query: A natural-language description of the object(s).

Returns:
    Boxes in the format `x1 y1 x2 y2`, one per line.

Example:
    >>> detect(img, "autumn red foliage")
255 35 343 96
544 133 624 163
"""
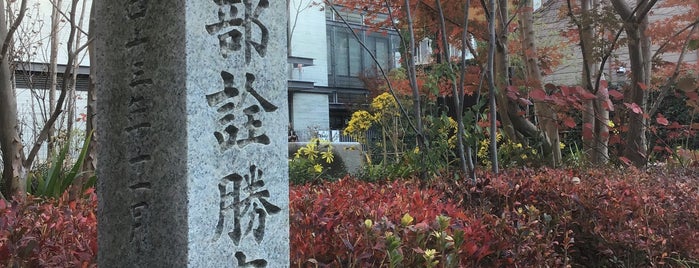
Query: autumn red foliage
0 190 97 267
291 168 699 267
2 168 698 266
290 178 498 266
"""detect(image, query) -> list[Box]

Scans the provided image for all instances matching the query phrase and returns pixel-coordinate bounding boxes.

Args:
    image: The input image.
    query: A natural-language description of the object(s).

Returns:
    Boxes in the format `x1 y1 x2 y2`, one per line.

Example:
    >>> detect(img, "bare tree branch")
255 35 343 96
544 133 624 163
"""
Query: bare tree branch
25 0 80 167
48 0 89 36
647 22 698 116
0 0 28 62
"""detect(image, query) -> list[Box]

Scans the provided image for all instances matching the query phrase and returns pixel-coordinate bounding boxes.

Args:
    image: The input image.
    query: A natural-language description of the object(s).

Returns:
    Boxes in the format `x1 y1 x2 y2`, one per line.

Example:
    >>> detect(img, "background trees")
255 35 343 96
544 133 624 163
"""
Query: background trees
1 0 698 198
0 0 92 199
328 0 698 171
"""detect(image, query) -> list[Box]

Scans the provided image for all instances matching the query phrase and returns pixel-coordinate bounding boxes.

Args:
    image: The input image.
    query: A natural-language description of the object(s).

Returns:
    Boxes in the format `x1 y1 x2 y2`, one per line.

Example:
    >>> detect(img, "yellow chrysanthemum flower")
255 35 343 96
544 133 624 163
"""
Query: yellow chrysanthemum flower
424 249 437 258
401 213 414 226
371 92 399 116
321 151 334 163
344 110 376 140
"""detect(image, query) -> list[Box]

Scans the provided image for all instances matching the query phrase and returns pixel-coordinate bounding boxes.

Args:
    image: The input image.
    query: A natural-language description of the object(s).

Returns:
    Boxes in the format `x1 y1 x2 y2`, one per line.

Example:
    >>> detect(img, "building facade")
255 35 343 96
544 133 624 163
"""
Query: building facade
288 1 401 140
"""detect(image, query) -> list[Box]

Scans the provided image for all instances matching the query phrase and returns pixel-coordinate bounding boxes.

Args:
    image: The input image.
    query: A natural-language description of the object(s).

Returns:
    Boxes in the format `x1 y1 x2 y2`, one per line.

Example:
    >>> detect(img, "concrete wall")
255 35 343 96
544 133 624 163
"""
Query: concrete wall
289 142 364 176
288 0 329 86
291 92 329 141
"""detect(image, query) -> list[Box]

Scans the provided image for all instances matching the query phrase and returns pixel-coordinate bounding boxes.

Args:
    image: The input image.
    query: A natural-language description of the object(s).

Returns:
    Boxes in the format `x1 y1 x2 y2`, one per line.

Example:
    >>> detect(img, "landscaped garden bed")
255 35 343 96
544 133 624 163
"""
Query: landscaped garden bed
3 167 698 267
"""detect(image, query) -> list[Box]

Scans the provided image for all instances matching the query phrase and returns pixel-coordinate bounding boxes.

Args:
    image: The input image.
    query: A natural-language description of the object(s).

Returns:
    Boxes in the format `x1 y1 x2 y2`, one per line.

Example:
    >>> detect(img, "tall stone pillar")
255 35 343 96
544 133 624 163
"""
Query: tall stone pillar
95 0 289 266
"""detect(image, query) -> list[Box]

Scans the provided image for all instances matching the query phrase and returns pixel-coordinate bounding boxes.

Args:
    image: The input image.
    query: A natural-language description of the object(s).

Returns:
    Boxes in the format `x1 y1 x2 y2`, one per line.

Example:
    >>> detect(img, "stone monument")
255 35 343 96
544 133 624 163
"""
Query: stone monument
95 0 289 266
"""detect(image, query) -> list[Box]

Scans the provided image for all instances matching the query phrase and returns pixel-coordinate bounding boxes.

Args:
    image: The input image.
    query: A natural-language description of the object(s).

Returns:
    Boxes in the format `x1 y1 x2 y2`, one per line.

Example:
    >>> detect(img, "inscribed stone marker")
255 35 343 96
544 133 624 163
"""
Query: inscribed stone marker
95 0 289 266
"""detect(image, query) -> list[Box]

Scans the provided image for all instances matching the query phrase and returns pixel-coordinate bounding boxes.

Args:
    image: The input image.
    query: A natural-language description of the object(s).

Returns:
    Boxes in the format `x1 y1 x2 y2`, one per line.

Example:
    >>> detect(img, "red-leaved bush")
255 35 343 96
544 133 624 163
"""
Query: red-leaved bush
290 178 499 266
1 168 697 267
473 167 699 267
0 189 97 267
292 167 699 267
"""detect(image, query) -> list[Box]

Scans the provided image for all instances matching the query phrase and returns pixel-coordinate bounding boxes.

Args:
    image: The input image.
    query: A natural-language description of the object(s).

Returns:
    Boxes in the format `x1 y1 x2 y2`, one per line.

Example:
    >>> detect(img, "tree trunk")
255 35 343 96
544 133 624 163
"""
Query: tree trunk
68 0 94 200
490 0 553 164
591 0 610 165
82 0 97 175
579 0 597 163
611 0 654 167
622 23 649 166
47 0 62 159
568 0 610 165
488 0 499 173
494 0 516 141
593 82 610 163
403 0 428 179
0 0 27 199
435 0 468 173
520 0 561 166
458 0 476 179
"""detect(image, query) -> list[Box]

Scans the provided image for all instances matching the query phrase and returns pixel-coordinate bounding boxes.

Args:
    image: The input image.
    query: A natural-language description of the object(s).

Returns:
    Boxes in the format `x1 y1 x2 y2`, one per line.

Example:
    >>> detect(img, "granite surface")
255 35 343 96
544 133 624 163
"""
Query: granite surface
96 0 289 267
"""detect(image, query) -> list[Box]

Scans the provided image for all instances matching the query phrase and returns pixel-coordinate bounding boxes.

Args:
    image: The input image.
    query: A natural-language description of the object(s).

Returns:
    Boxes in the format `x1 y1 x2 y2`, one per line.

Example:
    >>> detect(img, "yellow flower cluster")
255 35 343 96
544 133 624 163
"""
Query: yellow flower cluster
294 140 319 160
293 138 334 174
313 164 323 173
477 132 503 162
371 92 399 117
343 110 376 140
443 117 458 149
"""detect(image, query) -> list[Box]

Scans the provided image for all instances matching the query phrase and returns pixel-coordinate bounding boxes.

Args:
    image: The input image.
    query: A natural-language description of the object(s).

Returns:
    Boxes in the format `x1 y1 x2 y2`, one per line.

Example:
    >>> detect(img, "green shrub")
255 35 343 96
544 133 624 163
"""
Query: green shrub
27 132 95 198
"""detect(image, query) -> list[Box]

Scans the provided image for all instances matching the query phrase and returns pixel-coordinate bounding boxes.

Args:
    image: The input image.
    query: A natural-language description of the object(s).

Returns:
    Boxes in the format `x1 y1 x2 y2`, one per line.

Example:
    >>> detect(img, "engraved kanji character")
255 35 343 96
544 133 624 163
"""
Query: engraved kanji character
128 182 152 253
214 165 281 245
235 251 267 268
205 72 278 150
126 0 147 19
205 0 269 63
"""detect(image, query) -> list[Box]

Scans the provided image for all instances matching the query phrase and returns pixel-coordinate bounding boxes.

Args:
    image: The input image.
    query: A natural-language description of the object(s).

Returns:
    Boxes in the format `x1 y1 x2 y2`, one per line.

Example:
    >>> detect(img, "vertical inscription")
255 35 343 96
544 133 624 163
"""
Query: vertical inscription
205 0 269 63
206 72 278 150
123 0 153 254
214 165 281 244
206 0 279 265
128 182 152 253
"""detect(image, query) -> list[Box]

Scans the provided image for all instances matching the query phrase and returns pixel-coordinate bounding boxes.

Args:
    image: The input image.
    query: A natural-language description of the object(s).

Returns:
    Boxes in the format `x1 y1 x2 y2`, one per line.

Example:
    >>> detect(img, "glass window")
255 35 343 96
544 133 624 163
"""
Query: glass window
328 25 398 79
362 35 390 71
325 7 334 20
336 33 349 76
349 35 361 75
327 33 333 75
375 38 389 70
